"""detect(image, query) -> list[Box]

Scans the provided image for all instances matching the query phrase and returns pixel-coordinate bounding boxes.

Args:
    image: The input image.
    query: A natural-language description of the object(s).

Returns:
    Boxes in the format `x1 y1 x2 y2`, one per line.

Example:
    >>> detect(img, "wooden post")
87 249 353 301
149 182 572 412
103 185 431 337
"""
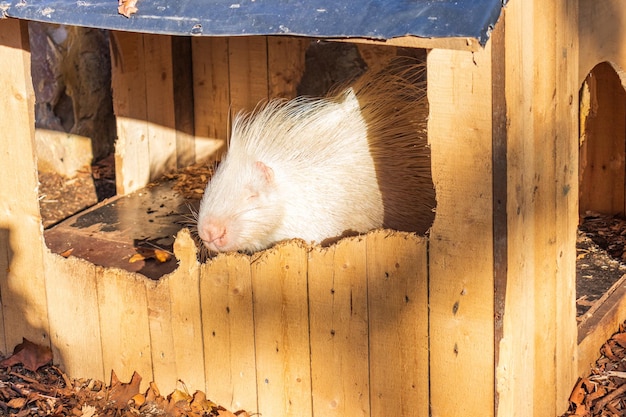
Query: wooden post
496 1 578 416
0 18 50 352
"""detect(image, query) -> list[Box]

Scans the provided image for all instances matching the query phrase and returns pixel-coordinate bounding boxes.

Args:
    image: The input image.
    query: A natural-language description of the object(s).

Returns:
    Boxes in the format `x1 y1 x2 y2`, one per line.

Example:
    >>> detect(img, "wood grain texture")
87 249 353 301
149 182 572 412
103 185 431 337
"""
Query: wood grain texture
228 37 269 115
45 254 104 382
143 34 178 180
497 2 579 416
267 36 308 99
308 236 370 417
0 19 50 352
367 231 428 417
191 37 229 160
251 241 312 417
427 45 495 417
200 252 257 412
96 268 153 392
579 0 626 86
110 31 150 195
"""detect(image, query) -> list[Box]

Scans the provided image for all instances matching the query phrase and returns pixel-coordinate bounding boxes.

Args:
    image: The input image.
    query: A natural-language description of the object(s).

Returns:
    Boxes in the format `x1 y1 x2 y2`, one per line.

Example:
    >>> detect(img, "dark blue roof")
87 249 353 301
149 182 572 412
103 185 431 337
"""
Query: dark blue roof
1 0 504 46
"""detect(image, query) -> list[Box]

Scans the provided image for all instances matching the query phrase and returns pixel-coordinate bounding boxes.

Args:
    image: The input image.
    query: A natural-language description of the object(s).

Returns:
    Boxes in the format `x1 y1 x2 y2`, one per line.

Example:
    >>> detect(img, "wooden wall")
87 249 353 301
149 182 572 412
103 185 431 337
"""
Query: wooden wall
0 0 593 415
38 230 430 417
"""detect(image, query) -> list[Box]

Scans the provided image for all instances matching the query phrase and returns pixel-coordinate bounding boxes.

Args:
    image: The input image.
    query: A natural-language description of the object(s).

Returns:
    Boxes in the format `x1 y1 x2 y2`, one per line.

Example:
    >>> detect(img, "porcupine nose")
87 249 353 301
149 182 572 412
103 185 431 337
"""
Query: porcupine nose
199 221 228 251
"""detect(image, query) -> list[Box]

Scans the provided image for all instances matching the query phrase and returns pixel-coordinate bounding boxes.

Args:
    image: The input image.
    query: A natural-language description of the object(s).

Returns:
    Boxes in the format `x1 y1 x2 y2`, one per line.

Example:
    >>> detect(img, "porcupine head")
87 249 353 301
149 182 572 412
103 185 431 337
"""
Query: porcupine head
196 86 385 254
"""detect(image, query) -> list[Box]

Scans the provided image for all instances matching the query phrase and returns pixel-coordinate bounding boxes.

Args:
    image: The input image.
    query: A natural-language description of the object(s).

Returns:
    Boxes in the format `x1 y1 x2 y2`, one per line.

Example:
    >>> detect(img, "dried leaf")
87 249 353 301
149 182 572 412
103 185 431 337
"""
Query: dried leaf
0 338 53 372
109 371 142 409
569 378 587 408
154 249 171 263
118 0 138 17
169 388 192 404
190 390 217 412
612 332 626 349
59 248 74 258
7 397 27 408
131 393 145 406
129 253 145 263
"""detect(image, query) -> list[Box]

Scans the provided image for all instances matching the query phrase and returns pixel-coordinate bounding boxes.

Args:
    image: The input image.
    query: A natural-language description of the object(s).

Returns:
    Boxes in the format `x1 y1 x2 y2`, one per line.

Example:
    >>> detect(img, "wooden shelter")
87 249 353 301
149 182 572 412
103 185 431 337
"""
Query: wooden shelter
1 0 625 416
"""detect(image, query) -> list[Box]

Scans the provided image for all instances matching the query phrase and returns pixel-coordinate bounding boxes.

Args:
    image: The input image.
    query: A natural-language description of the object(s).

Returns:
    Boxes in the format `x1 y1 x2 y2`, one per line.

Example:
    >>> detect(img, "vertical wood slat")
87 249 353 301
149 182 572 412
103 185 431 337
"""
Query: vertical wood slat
146 233 204 396
0 19 49 352
97 268 153 392
171 36 196 169
554 0 579 410
497 2 579 416
45 255 104 382
427 45 495 417
191 37 230 160
267 37 309 99
166 230 205 392
530 3 559 415
228 37 269 115
200 252 257 412
143 34 178 180
145 278 178 393
367 231 429 417
110 31 150 195
496 5 536 416
308 237 370 417
251 241 312 417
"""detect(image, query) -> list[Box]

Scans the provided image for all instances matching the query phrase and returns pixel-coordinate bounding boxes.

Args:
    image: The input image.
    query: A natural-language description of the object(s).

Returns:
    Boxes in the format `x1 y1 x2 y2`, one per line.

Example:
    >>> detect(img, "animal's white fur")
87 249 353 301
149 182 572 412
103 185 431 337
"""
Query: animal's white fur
197 59 434 253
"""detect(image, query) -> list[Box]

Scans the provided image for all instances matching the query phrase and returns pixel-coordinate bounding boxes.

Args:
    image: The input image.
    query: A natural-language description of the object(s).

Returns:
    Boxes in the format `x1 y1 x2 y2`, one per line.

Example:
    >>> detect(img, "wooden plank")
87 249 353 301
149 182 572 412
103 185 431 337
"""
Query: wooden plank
579 63 626 215
144 230 204 395
496 4 544 416
0 18 50 352
110 31 150 195
200 251 257 412
167 229 205 392
267 36 308 99
96 267 153 391
228 36 269 115
427 44 494 417
555 0 580 409
308 236 370 417
143 34 178 180
0 228 7 354
579 0 626 87
171 36 196 168
191 37 229 160
334 36 482 53
367 231 429 417
578 277 626 377
251 241 312 417
145 277 178 393
496 2 579 416
45 254 104 382
529 4 559 417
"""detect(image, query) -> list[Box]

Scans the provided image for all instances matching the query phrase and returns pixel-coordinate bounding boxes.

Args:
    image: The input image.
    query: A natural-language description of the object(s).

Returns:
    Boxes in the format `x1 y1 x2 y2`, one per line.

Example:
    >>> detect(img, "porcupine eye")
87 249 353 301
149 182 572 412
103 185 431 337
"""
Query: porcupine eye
246 190 259 201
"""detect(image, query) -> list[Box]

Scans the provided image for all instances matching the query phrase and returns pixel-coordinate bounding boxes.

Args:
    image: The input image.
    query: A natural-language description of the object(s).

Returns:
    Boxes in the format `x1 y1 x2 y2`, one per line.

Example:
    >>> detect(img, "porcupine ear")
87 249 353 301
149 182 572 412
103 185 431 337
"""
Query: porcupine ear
254 161 275 184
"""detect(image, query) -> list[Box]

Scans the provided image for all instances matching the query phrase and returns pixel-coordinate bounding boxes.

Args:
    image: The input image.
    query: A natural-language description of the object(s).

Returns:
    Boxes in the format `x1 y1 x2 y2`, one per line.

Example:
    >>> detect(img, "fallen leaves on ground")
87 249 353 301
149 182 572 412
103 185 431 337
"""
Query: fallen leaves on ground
0 341 251 417
0 338 52 372
563 320 626 416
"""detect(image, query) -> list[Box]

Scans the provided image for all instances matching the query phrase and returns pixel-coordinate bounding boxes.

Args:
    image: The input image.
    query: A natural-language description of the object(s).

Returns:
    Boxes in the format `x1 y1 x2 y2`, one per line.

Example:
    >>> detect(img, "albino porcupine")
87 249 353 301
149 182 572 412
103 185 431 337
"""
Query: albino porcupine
197 58 435 253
